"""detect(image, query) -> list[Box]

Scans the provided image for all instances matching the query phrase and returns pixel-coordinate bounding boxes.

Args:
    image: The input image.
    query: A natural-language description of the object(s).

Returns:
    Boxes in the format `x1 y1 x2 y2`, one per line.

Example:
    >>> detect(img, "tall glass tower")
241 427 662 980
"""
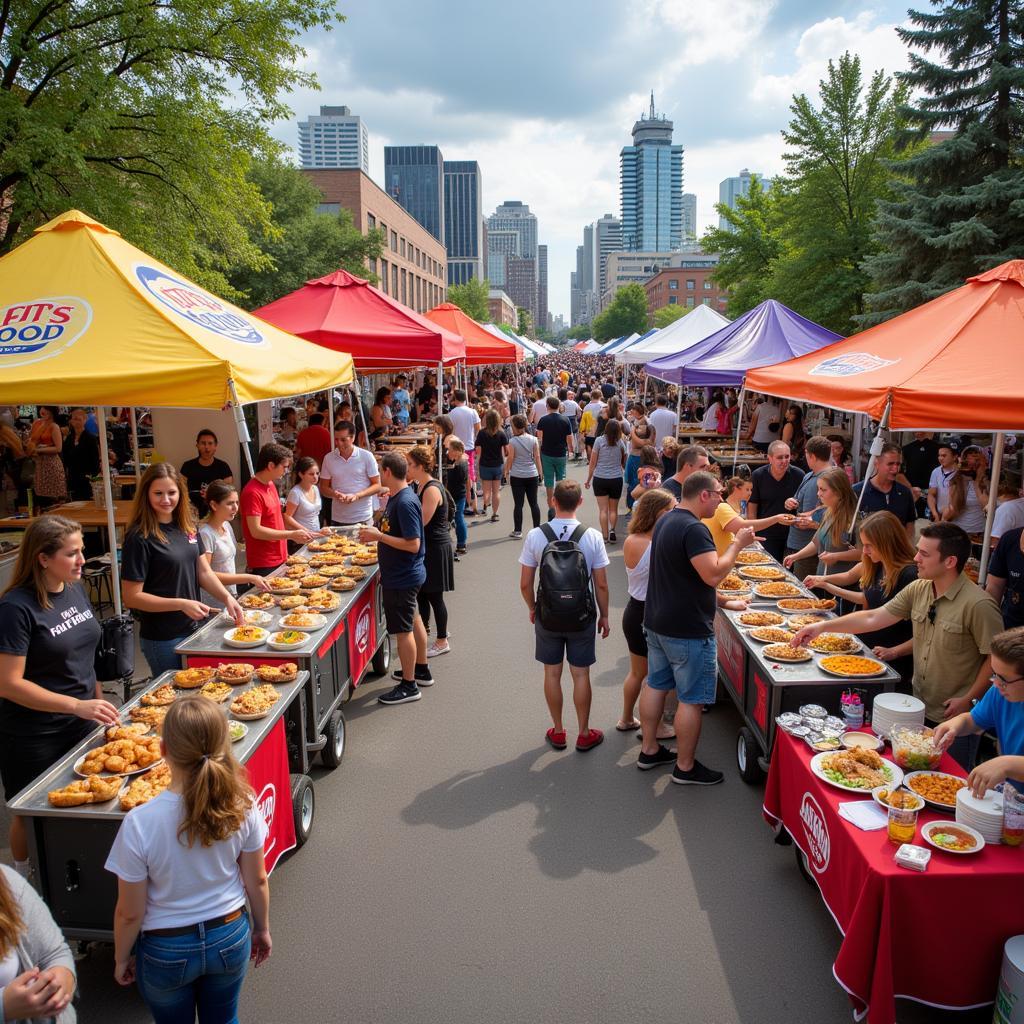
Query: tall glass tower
444 161 484 286
619 94 683 252
384 145 445 242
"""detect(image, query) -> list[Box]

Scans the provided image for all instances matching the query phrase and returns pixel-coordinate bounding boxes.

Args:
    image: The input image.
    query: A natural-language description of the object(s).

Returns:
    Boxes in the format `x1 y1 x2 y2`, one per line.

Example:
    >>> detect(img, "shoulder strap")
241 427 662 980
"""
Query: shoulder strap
569 524 588 545
539 523 558 545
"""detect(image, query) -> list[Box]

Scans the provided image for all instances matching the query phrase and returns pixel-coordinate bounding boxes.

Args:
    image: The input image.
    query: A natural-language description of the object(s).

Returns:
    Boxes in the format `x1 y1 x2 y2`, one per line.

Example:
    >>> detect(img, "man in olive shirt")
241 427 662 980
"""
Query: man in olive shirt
792 522 1003 769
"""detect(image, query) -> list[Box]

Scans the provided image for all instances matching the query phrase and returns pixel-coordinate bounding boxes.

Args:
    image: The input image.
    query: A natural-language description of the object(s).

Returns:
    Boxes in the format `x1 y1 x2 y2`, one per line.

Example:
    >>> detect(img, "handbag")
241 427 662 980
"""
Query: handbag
94 612 135 681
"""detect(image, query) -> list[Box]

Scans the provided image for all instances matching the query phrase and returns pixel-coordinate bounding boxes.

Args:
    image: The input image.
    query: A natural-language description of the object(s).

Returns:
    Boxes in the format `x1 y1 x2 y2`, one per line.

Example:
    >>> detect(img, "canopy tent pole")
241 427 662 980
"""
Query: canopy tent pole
436 361 444 470
95 411 123 616
978 432 1005 586
732 386 747 470
846 397 893 535
352 375 370 448
676 385 683 423
129 407 141 485
227 379 255 477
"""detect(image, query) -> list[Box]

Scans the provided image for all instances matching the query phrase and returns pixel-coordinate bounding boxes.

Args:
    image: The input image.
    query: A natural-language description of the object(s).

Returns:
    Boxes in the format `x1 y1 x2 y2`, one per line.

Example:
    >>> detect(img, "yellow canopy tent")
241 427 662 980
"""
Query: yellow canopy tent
0 210 355 614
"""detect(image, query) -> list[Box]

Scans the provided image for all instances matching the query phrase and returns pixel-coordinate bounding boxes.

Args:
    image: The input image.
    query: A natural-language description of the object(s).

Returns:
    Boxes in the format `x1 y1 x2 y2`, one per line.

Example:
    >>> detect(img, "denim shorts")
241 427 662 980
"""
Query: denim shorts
479 464 503 481
645 631 717 704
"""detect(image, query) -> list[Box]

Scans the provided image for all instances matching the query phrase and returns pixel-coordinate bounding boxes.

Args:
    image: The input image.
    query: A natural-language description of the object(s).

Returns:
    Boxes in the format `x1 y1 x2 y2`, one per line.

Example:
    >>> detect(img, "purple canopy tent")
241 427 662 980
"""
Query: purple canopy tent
643 299 842 386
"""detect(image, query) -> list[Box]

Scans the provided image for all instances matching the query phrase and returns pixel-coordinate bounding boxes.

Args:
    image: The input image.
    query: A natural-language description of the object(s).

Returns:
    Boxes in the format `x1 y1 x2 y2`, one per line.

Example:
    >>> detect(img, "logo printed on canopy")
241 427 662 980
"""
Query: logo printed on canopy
134 265 264 345
808 352 899 377
0 297 92 367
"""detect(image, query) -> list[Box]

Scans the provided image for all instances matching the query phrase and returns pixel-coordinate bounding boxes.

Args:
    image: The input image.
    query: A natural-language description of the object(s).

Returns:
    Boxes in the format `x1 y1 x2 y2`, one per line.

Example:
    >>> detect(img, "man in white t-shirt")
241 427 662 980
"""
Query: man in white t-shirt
927 443 959 522
319 421 382 526
529 389 548 426
647 395 679 454
449 389 482 514
993 494 1024 544
561 390 582 461
519 479 610 753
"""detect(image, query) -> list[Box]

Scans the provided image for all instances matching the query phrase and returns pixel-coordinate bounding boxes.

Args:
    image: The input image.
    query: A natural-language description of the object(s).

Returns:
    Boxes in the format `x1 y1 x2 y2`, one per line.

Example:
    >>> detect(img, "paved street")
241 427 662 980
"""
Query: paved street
59 464 988 1023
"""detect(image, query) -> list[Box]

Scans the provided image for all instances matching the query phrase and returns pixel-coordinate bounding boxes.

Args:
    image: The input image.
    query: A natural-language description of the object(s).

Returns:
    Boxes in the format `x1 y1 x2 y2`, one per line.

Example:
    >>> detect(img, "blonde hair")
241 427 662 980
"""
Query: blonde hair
129 462 195 543
3 515 82 610
818 467 858 544
162 698 252 848
858 511 917 596
0 870 24 958
628 488 675 534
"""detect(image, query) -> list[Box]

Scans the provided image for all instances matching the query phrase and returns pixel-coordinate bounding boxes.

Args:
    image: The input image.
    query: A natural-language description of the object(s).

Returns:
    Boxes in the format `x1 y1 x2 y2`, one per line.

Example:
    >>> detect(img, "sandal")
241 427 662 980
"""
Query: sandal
490 513 499 522
546 728 567 750
576 728 604 752
615 720 642 732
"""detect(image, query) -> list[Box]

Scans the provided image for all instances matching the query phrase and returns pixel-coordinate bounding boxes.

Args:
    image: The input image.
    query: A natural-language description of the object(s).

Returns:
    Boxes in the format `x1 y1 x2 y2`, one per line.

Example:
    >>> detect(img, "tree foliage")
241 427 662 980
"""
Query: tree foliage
653 303 689 329
567 321 591 340
447 276 490 322
862 0 1024 323
0 0 341 298
591 283 648 341
517 307 533 338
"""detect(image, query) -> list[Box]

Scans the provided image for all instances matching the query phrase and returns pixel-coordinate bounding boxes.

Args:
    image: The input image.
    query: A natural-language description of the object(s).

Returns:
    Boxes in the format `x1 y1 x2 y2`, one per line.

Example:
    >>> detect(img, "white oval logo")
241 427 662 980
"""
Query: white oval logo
257 783 276 831
800 792 830 873
354 606 371 654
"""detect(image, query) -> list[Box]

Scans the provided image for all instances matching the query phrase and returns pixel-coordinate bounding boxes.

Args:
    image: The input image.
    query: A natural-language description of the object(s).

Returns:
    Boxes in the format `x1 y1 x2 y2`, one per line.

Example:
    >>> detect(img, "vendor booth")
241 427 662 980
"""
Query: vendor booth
424 302 524 366
616 304 729 365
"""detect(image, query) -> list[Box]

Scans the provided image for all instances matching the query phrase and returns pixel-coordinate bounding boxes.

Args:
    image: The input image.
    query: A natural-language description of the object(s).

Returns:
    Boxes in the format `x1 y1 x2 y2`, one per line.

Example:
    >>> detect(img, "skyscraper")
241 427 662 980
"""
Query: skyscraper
487 201 538 259
443 160 484 286
486 230 519 287
507 258 538 336
384 145 445 242
592 214 622 298
537 244 549 335
486 200 538 301
681 193 697 244
718 169 764 230
298 106 370 172
620 93 683 252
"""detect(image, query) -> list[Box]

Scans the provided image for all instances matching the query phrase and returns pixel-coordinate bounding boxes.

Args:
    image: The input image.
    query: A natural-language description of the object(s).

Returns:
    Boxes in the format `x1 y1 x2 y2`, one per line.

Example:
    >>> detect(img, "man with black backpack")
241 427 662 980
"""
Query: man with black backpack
519 479 610 752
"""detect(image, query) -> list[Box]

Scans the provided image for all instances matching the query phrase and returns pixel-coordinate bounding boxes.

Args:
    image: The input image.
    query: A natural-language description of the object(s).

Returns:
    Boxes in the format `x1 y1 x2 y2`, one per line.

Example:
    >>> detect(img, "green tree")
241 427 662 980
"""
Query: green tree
517 308 533 337
863 0 1024 323
225 160 383 307
0 0 340 298
447 277 490 321
653 303 689 328
700 178 783 317
591 283 648 341
567 321 591 340
773 53 908 333
496 323 518 337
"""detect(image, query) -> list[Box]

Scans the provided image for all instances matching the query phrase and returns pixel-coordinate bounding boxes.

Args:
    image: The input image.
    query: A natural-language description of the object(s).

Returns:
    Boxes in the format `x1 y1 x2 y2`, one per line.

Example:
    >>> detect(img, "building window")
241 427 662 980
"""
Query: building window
380 260 389 294
401 269 407 305
392 265 398 298
668 280 678 290
390 231 398 252
703 297 712 305
368 258 377 278
685 297 695 308
686 279 695 290
367 213 376 231
400 238 406 258
703 280 712 290
668 296 677 305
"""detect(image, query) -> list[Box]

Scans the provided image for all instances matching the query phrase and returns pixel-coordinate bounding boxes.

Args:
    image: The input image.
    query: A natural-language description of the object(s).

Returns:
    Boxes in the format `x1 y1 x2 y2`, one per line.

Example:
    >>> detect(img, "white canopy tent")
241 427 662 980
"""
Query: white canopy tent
616 305 730 365
581 340 603 354
483 323 545 356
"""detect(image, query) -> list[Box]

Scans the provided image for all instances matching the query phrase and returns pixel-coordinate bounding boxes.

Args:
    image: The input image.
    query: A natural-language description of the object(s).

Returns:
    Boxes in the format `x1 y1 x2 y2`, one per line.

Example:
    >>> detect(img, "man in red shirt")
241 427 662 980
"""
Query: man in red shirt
295 413 332 466
241 444 316 574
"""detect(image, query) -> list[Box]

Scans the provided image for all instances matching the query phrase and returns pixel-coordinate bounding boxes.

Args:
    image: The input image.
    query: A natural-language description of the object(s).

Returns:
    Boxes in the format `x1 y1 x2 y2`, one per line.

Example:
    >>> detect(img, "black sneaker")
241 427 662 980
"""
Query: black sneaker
391 668 434 685
671 760 724 786
378 681 421 705
608 530 616 543
636 744 677 771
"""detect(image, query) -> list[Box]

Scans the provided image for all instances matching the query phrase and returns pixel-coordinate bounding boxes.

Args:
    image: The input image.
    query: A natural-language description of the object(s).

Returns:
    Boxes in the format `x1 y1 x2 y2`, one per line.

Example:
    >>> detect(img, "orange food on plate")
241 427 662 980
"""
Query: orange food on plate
820 655 885 676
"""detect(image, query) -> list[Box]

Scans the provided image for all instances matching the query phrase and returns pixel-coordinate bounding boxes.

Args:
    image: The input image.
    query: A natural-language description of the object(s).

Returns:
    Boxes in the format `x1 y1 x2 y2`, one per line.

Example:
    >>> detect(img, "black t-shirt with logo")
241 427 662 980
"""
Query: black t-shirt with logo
537 413 573 458
644 509 717 638
0 583 100 734
990 528 1024 628
122 522 206 640
180 457 232 515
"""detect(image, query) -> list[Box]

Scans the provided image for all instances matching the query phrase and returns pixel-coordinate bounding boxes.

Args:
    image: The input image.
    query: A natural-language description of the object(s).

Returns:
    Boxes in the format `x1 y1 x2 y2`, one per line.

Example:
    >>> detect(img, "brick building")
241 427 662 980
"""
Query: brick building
488 289 517 326
301 169 447 313
644 263 728 325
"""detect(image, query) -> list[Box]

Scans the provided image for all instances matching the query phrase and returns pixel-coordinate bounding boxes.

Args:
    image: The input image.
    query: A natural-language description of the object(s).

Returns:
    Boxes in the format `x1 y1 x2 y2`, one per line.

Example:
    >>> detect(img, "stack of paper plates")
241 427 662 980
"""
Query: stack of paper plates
955 787 1004 844
871 692 925 740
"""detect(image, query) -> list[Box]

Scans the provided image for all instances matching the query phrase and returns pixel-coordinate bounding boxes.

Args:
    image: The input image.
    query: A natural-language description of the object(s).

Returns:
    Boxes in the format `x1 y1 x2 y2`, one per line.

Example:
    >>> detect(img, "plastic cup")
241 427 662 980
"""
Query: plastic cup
1002 785 1024 847
888 801 919 845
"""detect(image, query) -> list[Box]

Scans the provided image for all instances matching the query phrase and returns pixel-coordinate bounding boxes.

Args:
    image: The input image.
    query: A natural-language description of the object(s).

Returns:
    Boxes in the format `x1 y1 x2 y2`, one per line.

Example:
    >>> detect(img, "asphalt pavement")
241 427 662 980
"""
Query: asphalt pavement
33 462 991 1022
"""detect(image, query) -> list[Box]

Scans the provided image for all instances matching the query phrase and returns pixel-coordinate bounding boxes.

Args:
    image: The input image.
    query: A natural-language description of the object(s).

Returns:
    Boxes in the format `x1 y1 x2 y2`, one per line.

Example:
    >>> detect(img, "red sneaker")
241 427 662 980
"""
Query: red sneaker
575 728 604 752
545 728 567 750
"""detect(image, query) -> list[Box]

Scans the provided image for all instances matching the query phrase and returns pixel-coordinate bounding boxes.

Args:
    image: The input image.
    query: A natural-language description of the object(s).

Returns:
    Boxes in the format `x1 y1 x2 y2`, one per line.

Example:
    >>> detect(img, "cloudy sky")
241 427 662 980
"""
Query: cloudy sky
272 0 917 321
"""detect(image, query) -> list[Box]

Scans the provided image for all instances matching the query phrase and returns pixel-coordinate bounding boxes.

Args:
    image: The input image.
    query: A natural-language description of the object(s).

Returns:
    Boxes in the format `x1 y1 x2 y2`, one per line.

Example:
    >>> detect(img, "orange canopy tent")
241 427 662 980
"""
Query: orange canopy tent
424 303 524 366
744 260 1024 431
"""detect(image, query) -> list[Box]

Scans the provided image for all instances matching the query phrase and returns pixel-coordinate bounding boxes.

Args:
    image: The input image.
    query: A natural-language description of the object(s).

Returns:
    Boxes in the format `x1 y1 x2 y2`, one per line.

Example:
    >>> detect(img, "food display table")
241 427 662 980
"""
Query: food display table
764 730 1024 1024
7 669 309 941
715 561 900 782
175 549 389 774
0 500 133 532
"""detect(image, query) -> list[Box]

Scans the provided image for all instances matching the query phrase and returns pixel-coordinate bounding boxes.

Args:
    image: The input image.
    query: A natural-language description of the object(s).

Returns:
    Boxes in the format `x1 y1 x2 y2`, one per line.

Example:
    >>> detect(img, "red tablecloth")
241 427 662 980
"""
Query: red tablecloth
764 731 1024 1024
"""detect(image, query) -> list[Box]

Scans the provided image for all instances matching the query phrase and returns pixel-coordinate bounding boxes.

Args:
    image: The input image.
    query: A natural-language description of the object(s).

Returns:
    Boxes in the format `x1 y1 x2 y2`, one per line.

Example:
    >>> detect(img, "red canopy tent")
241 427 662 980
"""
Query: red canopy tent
253 270 464 369
424 303 524 366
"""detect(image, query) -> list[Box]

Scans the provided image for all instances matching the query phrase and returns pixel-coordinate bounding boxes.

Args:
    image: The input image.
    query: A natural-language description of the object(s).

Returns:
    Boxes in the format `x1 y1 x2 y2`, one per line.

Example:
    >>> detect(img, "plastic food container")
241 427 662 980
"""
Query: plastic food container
841 731 885 752
890 727 943 771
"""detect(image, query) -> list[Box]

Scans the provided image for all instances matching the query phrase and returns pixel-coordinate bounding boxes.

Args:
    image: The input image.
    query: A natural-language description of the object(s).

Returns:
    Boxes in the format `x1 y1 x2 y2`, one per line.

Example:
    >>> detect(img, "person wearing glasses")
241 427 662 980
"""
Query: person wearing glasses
792 522 1004 770
933 627 1024 797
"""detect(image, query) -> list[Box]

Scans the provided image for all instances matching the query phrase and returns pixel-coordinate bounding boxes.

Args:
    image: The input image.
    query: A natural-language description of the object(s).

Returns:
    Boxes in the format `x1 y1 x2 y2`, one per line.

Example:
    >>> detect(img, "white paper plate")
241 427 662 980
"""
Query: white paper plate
921 820 984 855
267 632 310 652
228 722 249 743
229 708 272 721
278 614 327 631
223 629 269 649
219 610 272 627
810 751 903 794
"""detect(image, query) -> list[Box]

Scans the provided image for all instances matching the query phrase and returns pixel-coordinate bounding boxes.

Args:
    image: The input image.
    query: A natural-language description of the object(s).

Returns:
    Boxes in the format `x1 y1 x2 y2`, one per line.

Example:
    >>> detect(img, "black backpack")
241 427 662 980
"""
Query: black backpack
536 523 595 632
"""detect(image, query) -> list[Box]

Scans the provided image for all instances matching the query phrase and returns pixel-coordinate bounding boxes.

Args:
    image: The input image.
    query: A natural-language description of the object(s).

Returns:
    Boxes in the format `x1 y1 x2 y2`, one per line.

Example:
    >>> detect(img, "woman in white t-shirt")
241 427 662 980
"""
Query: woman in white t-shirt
198 482 270 609
285 457 324 541
107 697 271 1022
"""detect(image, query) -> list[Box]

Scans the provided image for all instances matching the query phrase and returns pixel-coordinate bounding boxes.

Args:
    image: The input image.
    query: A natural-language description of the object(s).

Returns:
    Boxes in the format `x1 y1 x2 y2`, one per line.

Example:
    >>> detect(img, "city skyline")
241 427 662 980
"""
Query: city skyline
274 0 918 320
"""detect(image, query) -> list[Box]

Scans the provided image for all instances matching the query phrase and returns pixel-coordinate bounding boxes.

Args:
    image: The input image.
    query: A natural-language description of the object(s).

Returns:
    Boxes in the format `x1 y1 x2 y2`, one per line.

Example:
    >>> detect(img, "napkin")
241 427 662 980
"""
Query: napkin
838 800 888 831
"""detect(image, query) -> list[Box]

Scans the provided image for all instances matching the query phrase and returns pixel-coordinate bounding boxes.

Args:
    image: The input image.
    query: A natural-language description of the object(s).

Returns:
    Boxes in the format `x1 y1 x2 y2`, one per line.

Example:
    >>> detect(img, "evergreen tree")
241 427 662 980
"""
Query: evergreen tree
862 0 1024 323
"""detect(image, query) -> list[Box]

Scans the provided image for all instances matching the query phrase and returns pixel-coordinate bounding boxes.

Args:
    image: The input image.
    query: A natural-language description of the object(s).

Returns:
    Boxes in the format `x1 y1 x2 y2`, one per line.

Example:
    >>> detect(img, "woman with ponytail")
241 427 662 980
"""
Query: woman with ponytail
107 698 271 1022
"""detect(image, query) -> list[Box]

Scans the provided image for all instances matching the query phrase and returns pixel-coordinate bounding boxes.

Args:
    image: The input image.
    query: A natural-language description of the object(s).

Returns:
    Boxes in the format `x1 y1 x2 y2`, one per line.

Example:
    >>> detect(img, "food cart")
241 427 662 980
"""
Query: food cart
714 556 900 783
176 548 389 773
7 669 310 940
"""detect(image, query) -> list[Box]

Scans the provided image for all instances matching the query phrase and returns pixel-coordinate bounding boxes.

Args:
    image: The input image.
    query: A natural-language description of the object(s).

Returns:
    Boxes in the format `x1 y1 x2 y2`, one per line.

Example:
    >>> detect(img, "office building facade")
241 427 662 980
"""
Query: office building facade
298 106 370 172
488 289 517 326
486 230 519 287
384 145 445 243
620 94 683 252
593 214 622 298
443 160 484 286
487 200 538 259
645 260 728 322
506 257 538 336
681 193 697 244
602 249 719 309
537 244 549 335
301 169 447 313
718 169 764 230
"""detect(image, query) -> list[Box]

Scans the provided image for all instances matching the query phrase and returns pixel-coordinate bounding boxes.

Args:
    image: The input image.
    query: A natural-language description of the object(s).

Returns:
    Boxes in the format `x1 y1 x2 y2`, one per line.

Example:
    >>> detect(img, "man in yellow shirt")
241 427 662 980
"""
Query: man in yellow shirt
702 496 795 555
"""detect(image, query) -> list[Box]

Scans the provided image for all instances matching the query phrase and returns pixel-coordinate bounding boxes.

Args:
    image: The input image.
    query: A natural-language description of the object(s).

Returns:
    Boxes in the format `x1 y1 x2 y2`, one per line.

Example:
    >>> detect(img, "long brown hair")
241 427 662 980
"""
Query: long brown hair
858 511 917 596
817 467 858 543
628 488 675 534
3 515 82 610
162 698 253 848
947 446 989 518
0 870 24 958
483 409 501 435
129 462 195 543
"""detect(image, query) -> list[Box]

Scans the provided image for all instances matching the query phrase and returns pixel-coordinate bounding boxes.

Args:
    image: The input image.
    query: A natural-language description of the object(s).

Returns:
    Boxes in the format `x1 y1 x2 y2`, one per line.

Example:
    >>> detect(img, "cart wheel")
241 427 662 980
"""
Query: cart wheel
371 637 391 676
290 774 314 847
736 727 764 784
320 708 347 770
794 845 814 885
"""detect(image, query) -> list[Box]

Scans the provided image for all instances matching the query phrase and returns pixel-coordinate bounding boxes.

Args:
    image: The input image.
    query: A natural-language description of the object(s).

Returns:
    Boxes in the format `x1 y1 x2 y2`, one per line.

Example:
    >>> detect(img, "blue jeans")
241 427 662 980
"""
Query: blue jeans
136 913 251 1024
140 635 189 677
645 632 717 704
624 453 641 509
454 498 467 549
